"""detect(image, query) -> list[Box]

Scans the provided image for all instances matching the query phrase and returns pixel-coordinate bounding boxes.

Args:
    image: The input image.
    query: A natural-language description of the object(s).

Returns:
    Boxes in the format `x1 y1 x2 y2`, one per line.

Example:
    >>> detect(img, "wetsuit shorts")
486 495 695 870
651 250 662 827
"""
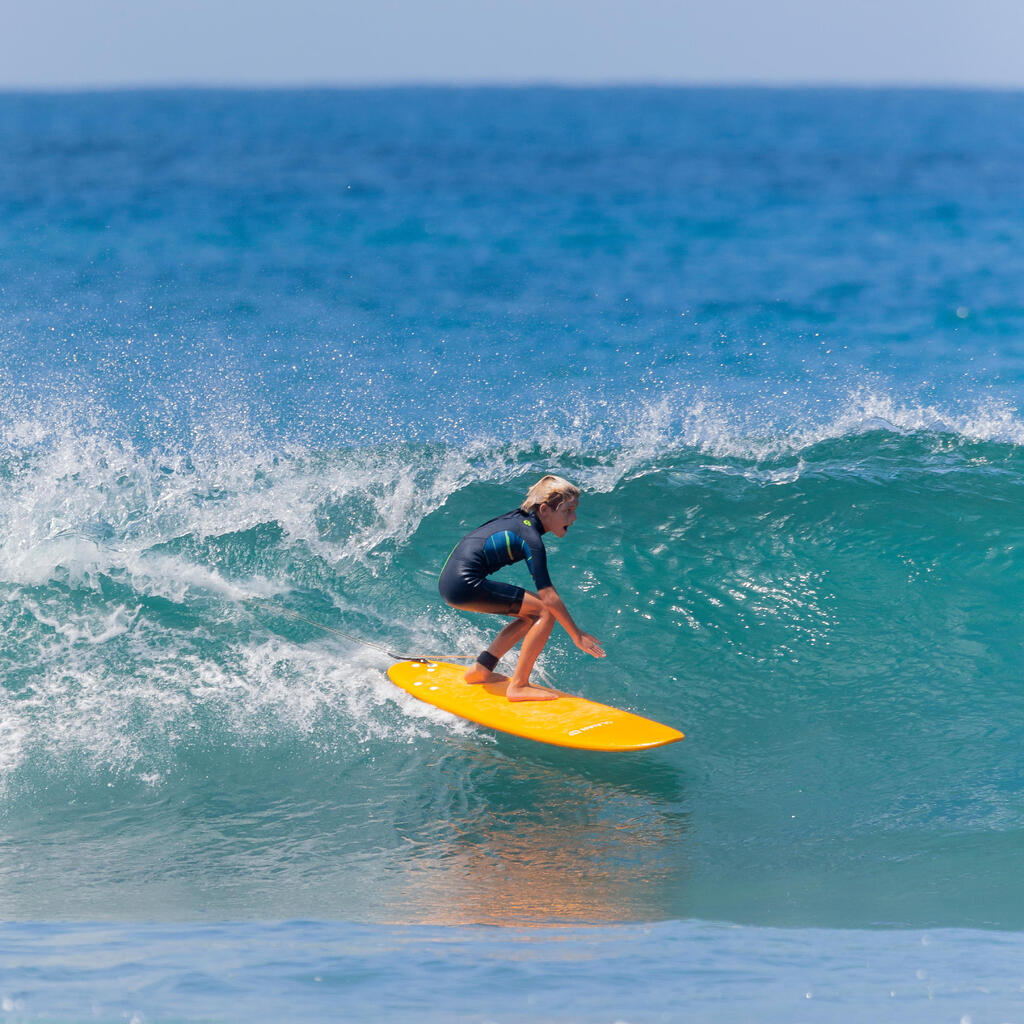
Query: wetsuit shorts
438 565 526 615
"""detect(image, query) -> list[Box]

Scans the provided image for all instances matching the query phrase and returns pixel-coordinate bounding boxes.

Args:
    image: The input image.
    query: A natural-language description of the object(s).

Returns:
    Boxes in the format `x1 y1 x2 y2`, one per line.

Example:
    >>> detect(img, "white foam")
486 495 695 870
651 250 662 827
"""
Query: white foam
533 386 1023 485
816 390 1024 448
0 603 455 787
0 716 28 776
19 598 139 645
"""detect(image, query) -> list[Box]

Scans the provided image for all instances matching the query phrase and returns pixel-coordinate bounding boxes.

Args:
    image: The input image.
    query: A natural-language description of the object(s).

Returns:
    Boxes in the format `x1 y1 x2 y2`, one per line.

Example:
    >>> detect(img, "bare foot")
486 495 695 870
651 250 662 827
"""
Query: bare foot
464 667 510 685
506 682 559 702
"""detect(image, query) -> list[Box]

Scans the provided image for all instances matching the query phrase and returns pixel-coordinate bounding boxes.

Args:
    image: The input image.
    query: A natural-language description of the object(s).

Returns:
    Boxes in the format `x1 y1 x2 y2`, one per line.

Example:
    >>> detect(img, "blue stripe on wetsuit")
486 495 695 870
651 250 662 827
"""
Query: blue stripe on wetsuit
483 530 533 579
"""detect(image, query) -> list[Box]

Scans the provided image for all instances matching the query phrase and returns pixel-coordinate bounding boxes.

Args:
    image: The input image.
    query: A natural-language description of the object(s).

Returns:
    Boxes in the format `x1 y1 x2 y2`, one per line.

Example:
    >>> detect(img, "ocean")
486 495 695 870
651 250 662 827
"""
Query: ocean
1 86 1022 1021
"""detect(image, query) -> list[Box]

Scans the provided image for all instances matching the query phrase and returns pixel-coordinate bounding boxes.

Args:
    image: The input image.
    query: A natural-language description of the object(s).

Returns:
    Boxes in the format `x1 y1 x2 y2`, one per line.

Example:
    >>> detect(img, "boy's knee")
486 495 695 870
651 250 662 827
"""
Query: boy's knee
521 606 553 626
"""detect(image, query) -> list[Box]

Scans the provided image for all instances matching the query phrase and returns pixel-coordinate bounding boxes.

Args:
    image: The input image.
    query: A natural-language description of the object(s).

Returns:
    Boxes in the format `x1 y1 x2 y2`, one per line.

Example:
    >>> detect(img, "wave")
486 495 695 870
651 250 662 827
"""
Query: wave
0 394 1017 781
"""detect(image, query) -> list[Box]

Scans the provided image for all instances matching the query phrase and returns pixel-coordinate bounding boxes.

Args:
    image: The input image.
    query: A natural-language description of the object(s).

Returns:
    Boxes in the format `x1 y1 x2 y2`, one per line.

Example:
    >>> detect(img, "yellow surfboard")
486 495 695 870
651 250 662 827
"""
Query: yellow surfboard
388 660 684 752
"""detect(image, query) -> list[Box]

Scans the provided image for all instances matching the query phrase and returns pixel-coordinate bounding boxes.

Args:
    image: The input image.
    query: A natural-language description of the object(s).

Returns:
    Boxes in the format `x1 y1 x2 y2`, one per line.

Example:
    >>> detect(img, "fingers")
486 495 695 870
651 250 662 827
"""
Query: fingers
574 632 605 658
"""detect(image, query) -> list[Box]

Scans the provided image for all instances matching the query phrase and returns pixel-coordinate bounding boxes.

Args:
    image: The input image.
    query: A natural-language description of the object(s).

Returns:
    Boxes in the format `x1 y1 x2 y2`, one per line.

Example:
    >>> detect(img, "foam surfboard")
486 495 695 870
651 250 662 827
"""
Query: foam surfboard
388 660 684 752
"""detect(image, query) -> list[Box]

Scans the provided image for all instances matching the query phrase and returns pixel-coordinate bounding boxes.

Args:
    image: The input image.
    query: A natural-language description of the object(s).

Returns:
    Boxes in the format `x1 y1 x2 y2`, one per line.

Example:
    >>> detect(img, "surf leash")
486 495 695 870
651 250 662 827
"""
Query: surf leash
250 600 476 664
249 599 558 688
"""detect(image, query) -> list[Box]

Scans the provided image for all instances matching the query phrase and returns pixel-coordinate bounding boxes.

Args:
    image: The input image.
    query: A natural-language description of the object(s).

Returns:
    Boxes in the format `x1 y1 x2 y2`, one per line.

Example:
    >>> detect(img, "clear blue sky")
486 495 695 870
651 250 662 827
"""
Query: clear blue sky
4 0 1023 90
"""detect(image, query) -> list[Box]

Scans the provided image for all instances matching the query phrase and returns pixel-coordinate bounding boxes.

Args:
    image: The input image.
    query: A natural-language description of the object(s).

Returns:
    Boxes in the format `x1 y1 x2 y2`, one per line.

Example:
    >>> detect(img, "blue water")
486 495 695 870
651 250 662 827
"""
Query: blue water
1 87 1023 1021
4 920 1024 1023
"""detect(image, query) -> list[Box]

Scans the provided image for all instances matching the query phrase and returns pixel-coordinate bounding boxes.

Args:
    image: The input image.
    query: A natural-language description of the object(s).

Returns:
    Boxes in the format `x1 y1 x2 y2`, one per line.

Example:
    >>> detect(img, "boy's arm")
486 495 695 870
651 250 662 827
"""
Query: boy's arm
537 586 605 658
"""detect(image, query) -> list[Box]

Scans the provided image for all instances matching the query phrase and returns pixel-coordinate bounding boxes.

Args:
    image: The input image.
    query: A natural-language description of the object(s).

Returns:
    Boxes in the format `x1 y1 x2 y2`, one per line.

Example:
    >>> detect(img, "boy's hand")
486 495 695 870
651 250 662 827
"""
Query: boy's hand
576 632 605 658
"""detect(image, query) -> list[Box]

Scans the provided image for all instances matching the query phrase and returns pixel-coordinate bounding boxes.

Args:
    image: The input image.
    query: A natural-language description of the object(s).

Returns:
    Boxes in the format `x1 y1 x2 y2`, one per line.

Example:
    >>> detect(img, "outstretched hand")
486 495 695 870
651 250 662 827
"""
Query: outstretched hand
576 632 605 658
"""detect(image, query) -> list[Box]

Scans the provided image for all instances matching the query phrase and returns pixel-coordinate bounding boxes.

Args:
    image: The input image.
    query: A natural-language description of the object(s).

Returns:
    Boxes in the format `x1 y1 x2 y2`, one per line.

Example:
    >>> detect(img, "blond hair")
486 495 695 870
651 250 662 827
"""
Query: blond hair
521 475 580 515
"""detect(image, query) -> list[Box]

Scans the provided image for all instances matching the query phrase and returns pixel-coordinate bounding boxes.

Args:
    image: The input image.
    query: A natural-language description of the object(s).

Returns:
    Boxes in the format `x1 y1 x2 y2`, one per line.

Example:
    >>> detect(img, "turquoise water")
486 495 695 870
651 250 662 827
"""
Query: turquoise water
1 87 1023 1020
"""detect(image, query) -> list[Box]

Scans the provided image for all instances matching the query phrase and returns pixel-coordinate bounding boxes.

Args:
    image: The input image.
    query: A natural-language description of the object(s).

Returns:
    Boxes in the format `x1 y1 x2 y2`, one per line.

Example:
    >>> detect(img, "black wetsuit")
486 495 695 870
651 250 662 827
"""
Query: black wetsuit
438 509 552 615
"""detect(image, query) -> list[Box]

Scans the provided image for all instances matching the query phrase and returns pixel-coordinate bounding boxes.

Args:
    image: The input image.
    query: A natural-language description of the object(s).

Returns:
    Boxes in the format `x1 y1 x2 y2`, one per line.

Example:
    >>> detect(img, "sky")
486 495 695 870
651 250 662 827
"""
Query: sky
2 0 1023 90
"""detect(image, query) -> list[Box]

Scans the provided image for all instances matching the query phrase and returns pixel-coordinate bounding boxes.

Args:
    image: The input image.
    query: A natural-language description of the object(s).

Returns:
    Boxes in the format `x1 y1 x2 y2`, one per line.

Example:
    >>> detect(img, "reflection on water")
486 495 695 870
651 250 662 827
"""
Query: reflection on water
0 731 690 925
390 742 691 926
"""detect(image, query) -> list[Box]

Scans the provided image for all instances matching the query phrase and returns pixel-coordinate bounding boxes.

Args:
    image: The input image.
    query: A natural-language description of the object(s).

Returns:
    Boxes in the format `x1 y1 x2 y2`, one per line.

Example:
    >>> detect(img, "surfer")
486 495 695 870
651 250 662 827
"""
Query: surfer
438 475 605 701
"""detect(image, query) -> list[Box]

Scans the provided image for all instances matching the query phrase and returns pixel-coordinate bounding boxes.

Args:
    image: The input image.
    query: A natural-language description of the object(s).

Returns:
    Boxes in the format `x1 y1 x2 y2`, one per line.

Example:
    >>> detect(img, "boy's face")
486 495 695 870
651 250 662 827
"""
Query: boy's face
540 499 578 538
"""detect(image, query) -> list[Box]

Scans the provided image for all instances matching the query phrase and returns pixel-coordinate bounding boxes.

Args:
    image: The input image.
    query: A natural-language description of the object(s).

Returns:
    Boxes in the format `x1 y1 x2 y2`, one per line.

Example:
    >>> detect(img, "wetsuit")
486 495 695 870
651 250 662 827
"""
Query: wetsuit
438 509 552 616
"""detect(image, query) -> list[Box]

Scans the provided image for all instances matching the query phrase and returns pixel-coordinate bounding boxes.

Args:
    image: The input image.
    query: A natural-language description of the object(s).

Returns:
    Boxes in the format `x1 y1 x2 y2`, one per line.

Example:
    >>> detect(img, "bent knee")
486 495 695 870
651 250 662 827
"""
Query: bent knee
519 605 554 626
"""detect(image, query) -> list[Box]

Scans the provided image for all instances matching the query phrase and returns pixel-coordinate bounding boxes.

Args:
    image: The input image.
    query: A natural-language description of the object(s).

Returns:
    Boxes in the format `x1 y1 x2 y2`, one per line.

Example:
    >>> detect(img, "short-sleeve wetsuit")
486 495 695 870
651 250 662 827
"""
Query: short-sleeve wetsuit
438 509 552 616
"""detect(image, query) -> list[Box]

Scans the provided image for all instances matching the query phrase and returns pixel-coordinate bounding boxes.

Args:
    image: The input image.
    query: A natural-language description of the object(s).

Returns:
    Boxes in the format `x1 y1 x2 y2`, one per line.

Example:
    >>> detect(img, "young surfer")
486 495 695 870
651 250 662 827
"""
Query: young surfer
438 475 605 701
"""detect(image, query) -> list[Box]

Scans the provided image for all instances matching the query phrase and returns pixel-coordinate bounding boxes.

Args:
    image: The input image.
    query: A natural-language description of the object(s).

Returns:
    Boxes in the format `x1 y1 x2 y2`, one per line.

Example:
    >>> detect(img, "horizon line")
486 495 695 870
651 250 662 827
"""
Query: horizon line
2 79 1024 96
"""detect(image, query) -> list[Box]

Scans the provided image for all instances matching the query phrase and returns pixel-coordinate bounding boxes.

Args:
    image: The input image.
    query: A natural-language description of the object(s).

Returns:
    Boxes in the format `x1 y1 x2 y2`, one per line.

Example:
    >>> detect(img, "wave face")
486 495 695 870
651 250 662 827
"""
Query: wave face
1 399 1021 928
0 88 1023 935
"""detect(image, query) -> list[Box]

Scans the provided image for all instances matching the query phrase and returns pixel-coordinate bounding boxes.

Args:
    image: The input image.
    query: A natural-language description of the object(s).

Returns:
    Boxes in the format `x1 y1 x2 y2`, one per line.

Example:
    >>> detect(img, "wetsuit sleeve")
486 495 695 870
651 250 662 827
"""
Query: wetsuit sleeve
525 534 553 591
